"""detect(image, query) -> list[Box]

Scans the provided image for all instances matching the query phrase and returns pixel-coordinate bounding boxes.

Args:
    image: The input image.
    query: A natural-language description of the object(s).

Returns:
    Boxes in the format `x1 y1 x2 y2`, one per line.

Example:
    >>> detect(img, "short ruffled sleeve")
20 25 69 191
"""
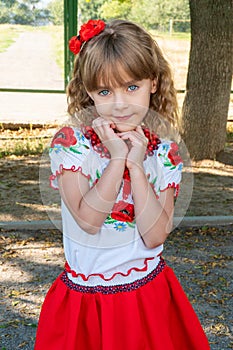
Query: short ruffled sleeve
49 126 91 189
154 141 183 197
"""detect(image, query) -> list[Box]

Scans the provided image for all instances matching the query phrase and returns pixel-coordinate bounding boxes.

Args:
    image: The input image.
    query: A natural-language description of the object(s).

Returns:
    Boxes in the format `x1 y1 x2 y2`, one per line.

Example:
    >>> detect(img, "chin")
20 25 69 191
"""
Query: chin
114 123 137 132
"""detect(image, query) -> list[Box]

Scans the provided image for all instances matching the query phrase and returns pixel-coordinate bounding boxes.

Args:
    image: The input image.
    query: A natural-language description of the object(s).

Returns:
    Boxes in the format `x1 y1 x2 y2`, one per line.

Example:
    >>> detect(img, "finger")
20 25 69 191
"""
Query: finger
92 117 104 129
136 125 145 135
92 119 118 143
110 121 116 129
92 118 110 133
120 133 146 147
120 130 146 141
119 129 143 139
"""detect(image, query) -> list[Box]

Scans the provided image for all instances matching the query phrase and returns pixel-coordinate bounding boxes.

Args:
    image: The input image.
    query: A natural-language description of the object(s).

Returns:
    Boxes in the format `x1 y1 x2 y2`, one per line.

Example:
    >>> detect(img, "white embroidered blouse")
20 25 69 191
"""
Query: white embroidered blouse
49 126 183 286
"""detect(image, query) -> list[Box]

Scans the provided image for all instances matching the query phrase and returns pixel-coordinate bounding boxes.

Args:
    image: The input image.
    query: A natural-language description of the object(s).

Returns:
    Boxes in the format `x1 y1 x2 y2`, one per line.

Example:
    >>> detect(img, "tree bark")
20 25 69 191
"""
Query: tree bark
181 0 233 160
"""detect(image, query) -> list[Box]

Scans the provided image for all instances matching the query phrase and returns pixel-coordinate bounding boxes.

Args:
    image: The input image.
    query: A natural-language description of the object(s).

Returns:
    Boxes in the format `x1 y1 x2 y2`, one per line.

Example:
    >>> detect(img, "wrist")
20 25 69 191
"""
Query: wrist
109 157 127 169
128 163 144 177
110 152 128 161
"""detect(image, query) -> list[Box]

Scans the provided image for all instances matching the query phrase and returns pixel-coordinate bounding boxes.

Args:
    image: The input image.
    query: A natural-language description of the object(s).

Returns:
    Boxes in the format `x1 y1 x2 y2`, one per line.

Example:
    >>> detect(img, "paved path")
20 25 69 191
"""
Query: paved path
0 31 63 90
0 91 68 125
0 30 67 125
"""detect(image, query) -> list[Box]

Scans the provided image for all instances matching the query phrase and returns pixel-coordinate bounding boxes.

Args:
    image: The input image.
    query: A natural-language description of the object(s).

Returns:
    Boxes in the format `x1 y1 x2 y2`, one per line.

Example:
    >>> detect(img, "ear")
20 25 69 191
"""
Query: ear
151 78 157 94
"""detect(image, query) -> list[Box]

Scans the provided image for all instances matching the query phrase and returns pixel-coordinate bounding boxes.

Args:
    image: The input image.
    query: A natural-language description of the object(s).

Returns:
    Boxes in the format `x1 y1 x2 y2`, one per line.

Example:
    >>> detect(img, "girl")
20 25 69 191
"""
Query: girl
35 19 210 349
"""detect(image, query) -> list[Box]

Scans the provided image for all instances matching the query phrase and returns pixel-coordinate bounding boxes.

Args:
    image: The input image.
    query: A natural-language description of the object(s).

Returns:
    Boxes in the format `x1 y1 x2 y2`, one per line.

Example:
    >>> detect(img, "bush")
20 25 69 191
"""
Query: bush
47 0 63 25
0 5 11 24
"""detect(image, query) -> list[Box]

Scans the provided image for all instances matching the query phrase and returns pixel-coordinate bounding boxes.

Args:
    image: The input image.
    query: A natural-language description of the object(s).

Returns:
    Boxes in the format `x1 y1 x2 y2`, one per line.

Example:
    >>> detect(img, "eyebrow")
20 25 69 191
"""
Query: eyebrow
96 80 139 90
123 80 139 86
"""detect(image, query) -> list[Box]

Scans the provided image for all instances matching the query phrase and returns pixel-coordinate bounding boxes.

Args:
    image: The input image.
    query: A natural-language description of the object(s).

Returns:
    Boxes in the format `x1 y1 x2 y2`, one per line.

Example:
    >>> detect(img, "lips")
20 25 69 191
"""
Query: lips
113 114 133 121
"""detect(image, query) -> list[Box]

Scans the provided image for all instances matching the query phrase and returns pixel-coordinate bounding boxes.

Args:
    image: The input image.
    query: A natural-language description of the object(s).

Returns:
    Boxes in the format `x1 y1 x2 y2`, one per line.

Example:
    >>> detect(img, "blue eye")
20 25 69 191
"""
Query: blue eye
128 85 138 92
98 89 110 96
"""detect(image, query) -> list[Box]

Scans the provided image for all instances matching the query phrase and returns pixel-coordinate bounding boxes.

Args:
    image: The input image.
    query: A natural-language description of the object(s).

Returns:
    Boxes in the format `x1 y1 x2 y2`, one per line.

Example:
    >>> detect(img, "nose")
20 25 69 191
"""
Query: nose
113 92 129 112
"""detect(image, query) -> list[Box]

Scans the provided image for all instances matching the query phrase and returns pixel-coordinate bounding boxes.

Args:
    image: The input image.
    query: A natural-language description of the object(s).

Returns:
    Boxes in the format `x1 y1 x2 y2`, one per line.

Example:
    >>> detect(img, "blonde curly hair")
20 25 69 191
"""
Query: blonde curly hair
67 19 179 134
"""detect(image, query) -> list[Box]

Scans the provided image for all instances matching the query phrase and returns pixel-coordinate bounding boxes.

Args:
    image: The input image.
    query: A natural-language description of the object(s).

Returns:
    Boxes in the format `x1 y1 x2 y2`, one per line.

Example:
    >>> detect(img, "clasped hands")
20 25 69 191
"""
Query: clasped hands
92 117 148 170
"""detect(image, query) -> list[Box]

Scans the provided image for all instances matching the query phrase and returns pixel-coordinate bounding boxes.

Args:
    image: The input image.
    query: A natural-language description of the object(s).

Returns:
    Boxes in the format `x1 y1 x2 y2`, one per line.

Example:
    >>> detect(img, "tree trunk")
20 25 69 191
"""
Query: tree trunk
181 0 233 160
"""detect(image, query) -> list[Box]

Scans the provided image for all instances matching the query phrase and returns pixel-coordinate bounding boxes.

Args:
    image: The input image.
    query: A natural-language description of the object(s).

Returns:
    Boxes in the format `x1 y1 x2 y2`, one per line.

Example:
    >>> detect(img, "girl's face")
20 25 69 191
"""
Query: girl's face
87 73 157 132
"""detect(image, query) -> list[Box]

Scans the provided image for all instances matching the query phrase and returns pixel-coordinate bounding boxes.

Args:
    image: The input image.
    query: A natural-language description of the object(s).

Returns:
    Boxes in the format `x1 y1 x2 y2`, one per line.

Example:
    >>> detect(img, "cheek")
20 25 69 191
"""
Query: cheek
134 92 151 110
95 103 112 117
134 104 149 117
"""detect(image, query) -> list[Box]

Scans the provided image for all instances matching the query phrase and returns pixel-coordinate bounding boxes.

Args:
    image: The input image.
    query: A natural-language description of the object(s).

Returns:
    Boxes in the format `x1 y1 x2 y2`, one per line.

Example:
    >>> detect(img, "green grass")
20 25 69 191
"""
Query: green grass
0 24 40 52
44 25 64 76
0 128 51 158
0 138 48 158
226 123 233 143
0 24 21 52
150 29 191 41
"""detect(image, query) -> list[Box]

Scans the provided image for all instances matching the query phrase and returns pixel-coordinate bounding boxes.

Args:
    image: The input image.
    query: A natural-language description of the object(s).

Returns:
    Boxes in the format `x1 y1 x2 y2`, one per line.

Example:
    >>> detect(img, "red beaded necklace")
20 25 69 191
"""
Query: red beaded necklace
82 125 161 200
82 125 161 160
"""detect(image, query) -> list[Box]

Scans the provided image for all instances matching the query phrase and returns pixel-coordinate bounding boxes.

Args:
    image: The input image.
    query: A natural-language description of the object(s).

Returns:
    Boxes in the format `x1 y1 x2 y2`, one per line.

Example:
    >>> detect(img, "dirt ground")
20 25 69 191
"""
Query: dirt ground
0 150 232 223
0 226 232 349
0 147 233 349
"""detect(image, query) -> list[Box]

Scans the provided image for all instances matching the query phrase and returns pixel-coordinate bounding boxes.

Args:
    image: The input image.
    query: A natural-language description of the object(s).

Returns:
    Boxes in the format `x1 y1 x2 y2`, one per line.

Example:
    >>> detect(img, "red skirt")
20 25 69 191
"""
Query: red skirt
35 260 210 350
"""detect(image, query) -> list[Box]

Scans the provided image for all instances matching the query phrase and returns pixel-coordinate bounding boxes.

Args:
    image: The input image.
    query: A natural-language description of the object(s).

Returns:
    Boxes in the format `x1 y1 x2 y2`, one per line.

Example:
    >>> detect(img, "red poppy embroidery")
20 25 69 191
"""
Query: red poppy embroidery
111 201 135 222
51 127 77 148
168 142 182 166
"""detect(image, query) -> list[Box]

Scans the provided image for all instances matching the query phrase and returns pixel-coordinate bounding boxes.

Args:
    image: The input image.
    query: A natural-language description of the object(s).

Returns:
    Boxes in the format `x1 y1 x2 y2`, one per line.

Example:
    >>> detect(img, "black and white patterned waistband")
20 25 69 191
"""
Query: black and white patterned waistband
60 258 166 295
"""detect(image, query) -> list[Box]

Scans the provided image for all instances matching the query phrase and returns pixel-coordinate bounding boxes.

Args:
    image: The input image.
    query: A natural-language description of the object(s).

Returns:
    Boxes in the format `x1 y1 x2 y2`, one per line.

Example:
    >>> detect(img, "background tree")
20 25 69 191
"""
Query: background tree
99 0 189 31
100 0 131 21
160 0 190 32
0 0 16 23
0 0 48 25
0 5 11 23
128 0 161 29
181 0 233 160
12 2 35 25
47 0 63 25
0 0 17 7
78 0 105 23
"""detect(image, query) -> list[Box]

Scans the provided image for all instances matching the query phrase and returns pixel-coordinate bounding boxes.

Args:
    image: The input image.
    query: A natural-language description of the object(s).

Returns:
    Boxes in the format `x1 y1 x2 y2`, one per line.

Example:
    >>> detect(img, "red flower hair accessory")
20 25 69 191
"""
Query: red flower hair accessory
69 19 105 55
